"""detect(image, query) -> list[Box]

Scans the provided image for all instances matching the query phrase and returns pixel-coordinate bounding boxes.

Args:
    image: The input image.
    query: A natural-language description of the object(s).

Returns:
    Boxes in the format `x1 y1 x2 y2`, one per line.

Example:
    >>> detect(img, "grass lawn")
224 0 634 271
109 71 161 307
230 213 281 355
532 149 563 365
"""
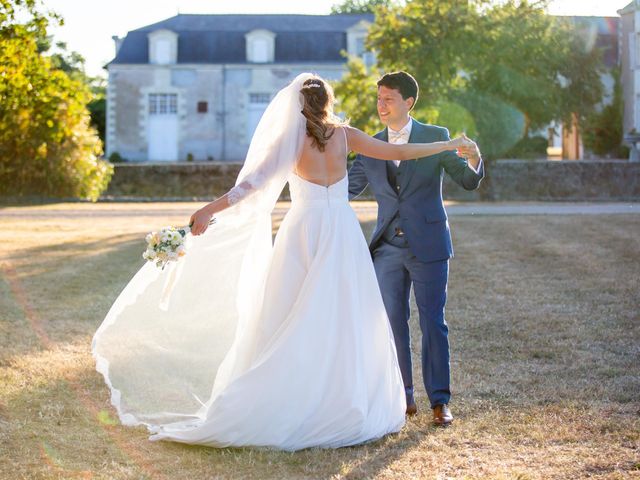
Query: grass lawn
0 202 638 479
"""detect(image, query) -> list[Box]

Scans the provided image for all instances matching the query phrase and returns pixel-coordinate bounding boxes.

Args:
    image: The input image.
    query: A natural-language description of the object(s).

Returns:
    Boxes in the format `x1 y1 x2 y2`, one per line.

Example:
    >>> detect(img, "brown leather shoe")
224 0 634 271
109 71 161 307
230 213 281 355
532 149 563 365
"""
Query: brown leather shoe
432 404 453 426
406 393 417 416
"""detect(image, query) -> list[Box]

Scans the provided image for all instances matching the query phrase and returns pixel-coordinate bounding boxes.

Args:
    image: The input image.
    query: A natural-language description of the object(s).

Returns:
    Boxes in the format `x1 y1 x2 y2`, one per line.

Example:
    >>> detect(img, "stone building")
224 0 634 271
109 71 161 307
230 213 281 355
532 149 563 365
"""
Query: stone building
619 1 640 136
105 14 373 162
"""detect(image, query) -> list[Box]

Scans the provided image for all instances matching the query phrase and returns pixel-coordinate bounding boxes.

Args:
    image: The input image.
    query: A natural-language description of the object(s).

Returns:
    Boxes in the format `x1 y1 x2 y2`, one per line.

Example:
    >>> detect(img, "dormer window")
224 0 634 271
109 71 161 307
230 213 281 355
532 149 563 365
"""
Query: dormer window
148 29 178 65
245 29 276 63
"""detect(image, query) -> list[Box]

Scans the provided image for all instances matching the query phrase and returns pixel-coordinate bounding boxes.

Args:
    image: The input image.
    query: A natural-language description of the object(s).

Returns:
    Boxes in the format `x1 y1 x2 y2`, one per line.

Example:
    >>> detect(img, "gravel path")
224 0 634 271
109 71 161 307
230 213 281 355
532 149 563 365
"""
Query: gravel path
0 201 638 219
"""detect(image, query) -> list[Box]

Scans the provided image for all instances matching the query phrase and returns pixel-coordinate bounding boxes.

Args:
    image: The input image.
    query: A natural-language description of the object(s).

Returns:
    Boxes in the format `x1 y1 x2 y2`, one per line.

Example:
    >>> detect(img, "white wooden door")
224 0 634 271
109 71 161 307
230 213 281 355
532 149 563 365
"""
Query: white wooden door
148 93 178 161
247 93 271 142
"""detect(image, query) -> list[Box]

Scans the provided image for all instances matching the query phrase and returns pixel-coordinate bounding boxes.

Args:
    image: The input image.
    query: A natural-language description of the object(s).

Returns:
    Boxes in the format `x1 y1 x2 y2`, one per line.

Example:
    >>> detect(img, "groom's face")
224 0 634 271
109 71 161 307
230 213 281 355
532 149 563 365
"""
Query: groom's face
377 86 413 129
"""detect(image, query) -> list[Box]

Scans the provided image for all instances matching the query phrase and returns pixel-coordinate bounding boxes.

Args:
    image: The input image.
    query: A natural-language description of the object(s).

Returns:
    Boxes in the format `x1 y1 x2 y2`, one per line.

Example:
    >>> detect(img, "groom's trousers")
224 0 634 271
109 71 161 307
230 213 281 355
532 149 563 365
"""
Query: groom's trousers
372 240 451 409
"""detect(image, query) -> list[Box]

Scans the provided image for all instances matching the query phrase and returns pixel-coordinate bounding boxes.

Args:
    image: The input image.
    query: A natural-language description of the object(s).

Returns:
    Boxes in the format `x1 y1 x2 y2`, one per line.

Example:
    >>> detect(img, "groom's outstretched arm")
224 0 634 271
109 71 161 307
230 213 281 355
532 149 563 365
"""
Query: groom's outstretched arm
439 127 484 191
348 154 369 201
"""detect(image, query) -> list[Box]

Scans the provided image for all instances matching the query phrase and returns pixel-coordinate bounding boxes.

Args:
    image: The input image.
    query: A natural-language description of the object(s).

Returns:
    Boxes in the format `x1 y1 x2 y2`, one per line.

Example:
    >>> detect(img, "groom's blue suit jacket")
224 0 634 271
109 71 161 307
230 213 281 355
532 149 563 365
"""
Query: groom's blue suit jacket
348 118 485 263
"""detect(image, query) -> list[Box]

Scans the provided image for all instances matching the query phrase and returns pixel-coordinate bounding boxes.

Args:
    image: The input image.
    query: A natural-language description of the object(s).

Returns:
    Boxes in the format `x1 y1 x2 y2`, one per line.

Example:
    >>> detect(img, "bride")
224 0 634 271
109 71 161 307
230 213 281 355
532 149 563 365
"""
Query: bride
92 73 471 451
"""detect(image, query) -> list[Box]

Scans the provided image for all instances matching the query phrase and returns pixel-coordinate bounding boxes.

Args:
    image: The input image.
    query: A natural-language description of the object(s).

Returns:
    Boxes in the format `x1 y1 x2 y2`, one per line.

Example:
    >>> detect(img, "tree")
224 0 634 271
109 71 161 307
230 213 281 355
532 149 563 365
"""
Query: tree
45 39 107 144
337 0 605 159
554 17 607 127
332 57 381 133
465 5 603 134
368 0 482 102
582 67 627 158
330 0 397 15
0 0 112 201
87 84 106 145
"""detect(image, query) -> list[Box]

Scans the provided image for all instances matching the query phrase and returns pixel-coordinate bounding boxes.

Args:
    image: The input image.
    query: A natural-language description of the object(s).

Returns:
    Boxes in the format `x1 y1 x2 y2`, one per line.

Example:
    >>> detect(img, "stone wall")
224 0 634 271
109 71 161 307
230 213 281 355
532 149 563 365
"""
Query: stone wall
101 160 640 201
103 162 244 200
450 160 640 201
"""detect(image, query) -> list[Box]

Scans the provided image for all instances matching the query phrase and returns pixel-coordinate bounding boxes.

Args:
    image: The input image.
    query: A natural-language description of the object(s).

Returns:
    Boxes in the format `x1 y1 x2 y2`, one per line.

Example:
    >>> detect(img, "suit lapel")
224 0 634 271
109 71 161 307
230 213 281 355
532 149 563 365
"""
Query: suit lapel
373 129 397 197
398 119 419 195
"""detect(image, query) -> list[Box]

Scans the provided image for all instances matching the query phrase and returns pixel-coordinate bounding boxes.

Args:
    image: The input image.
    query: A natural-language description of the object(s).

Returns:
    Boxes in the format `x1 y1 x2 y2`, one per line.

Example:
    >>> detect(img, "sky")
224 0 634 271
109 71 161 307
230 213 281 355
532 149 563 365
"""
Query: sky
43 0 632 78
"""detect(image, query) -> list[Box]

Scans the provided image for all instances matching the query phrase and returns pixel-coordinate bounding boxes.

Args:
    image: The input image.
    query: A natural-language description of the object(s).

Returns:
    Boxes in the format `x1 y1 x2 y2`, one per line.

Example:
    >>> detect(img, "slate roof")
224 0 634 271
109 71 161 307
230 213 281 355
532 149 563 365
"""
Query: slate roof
108 14 374 66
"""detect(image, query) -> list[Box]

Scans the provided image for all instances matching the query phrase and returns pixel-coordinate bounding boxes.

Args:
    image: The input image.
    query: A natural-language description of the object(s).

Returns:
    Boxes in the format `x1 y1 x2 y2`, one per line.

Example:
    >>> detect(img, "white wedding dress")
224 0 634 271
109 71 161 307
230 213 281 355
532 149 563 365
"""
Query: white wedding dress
92 73 405 451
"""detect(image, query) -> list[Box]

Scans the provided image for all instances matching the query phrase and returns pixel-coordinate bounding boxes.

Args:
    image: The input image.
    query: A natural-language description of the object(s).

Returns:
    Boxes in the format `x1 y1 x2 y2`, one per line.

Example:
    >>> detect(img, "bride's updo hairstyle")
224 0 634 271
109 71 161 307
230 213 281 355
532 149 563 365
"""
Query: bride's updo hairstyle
300 76 346 152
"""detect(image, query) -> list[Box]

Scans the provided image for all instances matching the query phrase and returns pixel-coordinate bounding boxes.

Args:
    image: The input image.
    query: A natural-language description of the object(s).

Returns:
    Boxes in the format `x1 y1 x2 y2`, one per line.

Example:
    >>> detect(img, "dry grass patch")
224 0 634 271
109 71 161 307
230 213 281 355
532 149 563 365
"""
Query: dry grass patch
0 203 638 479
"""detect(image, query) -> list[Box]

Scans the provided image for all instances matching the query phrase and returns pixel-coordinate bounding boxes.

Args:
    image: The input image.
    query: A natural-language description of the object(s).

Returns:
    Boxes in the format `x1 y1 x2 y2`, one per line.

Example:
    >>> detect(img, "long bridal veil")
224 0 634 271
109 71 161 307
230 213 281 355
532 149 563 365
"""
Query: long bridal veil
92 73 314 427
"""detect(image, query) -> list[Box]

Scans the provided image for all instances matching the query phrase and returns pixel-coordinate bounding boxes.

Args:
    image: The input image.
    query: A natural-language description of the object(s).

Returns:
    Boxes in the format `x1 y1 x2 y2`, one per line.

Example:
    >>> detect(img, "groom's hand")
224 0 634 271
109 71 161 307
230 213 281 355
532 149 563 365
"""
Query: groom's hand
456 140 482 170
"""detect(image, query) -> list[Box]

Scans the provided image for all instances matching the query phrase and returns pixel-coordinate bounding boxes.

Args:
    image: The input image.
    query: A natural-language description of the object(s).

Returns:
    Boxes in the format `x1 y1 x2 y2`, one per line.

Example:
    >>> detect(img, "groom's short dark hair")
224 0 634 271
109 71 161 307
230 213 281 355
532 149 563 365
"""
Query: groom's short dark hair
377 71 419 110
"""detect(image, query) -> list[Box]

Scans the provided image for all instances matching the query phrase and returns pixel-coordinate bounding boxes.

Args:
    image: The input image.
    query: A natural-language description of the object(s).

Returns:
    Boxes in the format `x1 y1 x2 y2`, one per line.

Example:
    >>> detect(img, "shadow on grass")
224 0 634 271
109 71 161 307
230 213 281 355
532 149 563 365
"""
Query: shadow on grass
3 232 144 273
1 354 423 480
0 233 145 364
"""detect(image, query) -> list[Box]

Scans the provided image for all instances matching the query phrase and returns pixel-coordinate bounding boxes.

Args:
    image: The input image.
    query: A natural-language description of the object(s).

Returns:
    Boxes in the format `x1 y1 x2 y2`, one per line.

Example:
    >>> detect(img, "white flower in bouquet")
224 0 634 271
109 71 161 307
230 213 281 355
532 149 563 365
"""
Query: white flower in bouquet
142 218 216 270
142 248 157 261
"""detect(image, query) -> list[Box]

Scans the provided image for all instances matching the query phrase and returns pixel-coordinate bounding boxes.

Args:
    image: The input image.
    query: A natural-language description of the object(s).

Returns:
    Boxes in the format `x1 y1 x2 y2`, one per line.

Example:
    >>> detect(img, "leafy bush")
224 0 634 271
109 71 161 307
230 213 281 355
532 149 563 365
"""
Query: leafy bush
108 152 126 163
454 90 526 160
503 135 548 159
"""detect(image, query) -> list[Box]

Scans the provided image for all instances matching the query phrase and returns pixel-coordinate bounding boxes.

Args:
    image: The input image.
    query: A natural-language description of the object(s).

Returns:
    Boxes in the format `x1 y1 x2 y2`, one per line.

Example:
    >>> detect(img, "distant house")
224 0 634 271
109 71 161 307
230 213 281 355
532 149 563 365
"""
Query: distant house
105 14 373 162
619 1 640 136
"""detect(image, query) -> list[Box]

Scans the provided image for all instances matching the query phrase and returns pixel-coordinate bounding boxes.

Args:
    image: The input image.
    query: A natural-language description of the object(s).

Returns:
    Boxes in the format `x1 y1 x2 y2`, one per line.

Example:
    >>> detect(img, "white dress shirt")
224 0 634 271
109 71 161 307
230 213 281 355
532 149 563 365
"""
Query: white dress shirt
387 117 413 167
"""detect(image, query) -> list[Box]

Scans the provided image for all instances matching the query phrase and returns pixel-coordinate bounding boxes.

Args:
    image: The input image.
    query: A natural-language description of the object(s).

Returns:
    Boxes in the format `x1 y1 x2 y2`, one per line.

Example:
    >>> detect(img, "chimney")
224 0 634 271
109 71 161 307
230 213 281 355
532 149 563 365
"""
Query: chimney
112 35 123 56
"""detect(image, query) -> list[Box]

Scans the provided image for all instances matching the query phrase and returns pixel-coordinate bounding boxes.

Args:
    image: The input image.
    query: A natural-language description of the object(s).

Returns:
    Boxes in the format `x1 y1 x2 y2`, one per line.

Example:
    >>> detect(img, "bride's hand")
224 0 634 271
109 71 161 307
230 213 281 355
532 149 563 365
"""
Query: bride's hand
189 208 213 236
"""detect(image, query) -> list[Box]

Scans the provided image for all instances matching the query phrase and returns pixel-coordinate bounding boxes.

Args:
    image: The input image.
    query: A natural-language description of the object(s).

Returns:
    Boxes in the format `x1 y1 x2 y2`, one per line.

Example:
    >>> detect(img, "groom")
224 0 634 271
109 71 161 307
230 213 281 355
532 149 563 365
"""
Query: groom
347 71 484 426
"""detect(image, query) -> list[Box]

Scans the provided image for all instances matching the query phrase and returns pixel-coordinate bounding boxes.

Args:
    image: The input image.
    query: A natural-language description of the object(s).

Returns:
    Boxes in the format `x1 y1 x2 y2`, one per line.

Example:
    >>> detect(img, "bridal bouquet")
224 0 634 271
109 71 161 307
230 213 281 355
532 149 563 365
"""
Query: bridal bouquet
143 219 215 269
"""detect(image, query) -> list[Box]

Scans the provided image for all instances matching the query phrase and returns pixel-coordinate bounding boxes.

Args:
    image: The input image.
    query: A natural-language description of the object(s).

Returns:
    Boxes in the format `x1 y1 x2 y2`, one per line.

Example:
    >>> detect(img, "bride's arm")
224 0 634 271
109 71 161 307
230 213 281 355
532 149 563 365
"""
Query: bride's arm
189 178 258 235
188 194 231 235
344 125 468 160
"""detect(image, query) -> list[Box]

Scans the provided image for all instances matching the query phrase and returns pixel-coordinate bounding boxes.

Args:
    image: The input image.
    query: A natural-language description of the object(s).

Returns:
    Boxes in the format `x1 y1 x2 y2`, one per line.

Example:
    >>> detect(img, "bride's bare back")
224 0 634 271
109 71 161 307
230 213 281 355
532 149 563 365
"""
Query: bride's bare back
294 126 348 187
